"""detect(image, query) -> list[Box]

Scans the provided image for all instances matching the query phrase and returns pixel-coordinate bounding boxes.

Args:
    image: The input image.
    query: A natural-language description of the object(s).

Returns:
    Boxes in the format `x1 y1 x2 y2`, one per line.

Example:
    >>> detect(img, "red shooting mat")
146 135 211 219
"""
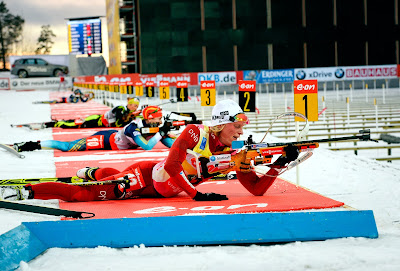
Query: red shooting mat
49 93 344 220
49 91 110 119
59 179 345 219
51 127 122 141
54 147 169 177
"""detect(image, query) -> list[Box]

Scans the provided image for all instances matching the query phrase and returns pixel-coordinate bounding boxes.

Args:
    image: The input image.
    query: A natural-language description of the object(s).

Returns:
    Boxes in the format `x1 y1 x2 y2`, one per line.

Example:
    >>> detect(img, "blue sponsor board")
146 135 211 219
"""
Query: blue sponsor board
243 69 294 83
1 211 378 271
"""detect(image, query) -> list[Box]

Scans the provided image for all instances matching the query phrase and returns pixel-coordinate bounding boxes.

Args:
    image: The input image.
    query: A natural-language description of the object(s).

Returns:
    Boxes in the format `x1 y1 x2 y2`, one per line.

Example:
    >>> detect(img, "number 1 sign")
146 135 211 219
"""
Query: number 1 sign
294 80 318 122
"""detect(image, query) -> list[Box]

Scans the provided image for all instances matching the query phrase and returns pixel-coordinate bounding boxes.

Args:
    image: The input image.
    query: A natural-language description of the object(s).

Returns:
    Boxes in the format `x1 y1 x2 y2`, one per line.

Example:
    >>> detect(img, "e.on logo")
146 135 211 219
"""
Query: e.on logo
239 81 255 91
200 81 215 89
133 203 269 214
296 84 315 91
177 81 188 88
294 80 318 94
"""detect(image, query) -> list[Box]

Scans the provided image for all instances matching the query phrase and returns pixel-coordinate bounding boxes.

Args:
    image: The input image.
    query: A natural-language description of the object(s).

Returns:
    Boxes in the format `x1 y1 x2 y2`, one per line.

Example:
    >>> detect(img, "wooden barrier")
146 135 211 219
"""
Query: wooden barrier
273 130 400 139
375 157 400 161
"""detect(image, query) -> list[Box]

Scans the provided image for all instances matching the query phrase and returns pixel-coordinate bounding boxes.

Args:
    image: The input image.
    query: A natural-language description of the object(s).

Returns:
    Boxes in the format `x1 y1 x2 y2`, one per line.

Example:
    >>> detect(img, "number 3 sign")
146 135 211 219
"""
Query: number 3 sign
200 80 216 106
294 80 318 122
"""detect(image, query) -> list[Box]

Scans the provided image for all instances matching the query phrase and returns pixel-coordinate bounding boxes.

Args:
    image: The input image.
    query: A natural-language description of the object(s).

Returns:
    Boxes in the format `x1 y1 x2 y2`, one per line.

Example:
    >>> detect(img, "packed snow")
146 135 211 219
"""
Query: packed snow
1 89 400 271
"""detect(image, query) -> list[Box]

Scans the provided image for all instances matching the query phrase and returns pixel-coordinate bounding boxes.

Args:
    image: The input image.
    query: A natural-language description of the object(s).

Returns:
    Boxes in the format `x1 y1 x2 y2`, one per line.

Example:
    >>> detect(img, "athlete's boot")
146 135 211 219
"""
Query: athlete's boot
13 141 41 152
0 186 32 201
76 167 99 181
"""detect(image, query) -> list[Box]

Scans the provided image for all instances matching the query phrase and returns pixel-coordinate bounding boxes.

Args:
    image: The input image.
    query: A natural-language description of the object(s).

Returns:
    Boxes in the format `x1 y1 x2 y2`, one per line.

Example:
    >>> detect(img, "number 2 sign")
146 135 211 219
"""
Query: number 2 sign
238 80 256 112
294 80 318 122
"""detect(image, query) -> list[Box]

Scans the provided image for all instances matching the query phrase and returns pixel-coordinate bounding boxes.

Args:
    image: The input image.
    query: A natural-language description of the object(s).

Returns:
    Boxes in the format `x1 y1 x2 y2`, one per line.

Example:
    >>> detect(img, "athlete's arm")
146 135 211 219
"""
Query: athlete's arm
163 125 200 198
124 122 163 150
236 169 280 196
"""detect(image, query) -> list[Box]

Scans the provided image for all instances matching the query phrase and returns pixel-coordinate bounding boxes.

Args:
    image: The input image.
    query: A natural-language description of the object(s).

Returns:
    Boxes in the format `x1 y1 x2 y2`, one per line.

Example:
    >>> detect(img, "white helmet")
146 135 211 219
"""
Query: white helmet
210 99 245 126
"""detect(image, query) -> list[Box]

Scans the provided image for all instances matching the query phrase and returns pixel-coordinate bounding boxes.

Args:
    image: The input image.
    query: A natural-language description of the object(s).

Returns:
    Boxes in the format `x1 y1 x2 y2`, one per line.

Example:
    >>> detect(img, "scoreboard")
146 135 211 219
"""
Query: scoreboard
67 18 102 55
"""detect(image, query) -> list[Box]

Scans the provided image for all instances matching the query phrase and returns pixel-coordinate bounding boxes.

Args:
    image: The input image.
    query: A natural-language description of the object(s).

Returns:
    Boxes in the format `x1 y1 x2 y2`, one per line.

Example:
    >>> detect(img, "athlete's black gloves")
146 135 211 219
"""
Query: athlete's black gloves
159 122 171 137
272 145 299 167
193 191 228 201
284 144 300 161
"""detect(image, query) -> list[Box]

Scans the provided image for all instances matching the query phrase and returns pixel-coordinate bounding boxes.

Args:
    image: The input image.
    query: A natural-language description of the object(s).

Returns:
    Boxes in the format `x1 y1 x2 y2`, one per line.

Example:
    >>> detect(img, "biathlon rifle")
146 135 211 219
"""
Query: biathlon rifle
197 129 377 178
141 112 202 134
140 99 176 110
164 112 202 131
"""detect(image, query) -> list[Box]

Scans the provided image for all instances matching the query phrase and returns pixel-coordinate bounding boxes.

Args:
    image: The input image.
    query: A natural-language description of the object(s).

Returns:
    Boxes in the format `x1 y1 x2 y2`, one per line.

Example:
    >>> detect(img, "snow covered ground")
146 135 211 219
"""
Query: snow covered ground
1 89 400 271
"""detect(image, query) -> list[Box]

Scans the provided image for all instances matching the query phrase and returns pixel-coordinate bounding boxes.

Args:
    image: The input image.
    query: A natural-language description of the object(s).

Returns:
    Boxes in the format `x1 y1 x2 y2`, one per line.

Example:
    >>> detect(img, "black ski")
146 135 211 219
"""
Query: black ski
0 176 82 186
0 177 130 186
0 144 25 159
0 199 95 218
11 123 49 130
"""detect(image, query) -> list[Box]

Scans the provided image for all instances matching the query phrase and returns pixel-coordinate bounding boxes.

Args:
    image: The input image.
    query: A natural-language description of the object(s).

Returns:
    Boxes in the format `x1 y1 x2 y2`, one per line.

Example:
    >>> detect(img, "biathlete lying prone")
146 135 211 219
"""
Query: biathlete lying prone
12 105 174 152
1 100 299 202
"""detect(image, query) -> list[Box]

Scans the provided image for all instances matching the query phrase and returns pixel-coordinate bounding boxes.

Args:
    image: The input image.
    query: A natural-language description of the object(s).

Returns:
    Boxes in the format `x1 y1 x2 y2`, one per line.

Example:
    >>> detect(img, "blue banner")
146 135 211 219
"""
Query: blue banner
243 69 294 83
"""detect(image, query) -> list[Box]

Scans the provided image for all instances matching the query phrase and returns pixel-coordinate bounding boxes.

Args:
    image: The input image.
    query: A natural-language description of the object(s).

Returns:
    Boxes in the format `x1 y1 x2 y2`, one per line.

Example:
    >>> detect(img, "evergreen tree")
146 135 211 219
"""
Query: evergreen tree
0 1 24 70
35 25 56 55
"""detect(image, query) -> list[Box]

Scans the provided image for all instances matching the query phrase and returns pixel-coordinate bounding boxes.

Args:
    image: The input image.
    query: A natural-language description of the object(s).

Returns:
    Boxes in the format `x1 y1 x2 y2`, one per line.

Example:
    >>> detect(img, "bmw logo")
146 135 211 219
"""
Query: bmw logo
296 70 306 80
335 68 345 79
210 156 216 162
12 81 18 87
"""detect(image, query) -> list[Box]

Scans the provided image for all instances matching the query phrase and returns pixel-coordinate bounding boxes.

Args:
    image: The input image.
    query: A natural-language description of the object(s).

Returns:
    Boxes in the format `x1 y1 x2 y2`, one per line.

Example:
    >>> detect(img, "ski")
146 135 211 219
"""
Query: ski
0 177 130 186
11 122 49 130
0 176 82 186
0 199 95 218
0 144 25 159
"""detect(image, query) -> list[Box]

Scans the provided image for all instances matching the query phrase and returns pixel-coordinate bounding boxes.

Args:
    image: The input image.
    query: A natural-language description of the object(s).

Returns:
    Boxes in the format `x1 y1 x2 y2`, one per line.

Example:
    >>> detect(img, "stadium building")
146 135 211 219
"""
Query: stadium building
107 0 400 75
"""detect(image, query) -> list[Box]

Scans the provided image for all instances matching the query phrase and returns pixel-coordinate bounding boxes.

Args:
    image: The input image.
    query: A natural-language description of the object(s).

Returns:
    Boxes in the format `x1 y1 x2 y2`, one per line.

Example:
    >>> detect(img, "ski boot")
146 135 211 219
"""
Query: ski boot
0 185 32 201
76 167 99 181
13 141 41 152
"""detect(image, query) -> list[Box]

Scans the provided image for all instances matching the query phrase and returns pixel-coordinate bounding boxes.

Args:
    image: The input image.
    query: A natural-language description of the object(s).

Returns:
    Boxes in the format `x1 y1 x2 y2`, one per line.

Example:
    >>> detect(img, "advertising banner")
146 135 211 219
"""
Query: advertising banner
243 69 294 83
344 65 397 80
198 71 238 85
0 78 10 90
295 65 397 81
294 67 345 81
74 74 140 83
139 73 196 86
10 77 73 90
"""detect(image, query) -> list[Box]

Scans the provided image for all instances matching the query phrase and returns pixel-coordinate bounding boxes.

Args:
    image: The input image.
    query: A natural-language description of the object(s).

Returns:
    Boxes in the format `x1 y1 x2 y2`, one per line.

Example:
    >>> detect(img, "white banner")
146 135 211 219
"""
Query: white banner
10 77 73 90
0 78 10 90
344 65 397 80
198 71 237 85
295 65 397 81
294 67 345 81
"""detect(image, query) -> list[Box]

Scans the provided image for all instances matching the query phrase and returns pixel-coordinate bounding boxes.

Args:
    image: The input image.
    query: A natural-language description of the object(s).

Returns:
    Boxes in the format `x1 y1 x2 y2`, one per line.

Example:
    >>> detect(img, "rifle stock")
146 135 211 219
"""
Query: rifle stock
204 129 376 175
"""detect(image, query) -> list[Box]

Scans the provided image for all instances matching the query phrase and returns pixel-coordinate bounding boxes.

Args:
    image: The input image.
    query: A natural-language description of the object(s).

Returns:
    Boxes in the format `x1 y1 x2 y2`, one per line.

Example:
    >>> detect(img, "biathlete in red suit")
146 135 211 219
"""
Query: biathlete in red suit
7 100 299 202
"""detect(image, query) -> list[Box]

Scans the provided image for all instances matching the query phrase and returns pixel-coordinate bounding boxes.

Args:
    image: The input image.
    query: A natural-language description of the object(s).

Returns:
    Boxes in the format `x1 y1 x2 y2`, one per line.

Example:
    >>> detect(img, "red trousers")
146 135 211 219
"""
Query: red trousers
31 161 158 202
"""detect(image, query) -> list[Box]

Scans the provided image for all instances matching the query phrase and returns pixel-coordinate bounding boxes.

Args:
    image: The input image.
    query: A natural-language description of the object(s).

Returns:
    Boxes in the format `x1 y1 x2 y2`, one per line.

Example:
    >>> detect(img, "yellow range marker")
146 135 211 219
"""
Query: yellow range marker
294 80 319 122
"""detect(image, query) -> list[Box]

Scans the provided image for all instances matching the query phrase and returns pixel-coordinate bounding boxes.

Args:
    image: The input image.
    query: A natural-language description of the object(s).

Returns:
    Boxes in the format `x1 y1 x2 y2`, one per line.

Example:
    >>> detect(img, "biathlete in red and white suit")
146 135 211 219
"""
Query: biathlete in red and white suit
7 100 299 202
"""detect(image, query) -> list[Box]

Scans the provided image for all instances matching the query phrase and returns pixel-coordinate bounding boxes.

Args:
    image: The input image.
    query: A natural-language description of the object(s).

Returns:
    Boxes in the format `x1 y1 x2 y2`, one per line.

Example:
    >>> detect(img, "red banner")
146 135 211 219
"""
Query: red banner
140 73 197 86
75 73 140 83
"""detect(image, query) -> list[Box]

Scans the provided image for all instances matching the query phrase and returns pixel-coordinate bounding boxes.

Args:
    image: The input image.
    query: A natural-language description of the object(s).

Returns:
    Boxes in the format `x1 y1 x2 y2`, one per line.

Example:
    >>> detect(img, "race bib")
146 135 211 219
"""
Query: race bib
86 135 105 150
115 166 146 191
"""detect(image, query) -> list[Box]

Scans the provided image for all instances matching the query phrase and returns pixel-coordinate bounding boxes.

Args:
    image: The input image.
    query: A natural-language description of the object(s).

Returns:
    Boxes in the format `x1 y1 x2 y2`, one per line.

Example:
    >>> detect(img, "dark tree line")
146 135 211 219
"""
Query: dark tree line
0 1 56 70
0 1 24 70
